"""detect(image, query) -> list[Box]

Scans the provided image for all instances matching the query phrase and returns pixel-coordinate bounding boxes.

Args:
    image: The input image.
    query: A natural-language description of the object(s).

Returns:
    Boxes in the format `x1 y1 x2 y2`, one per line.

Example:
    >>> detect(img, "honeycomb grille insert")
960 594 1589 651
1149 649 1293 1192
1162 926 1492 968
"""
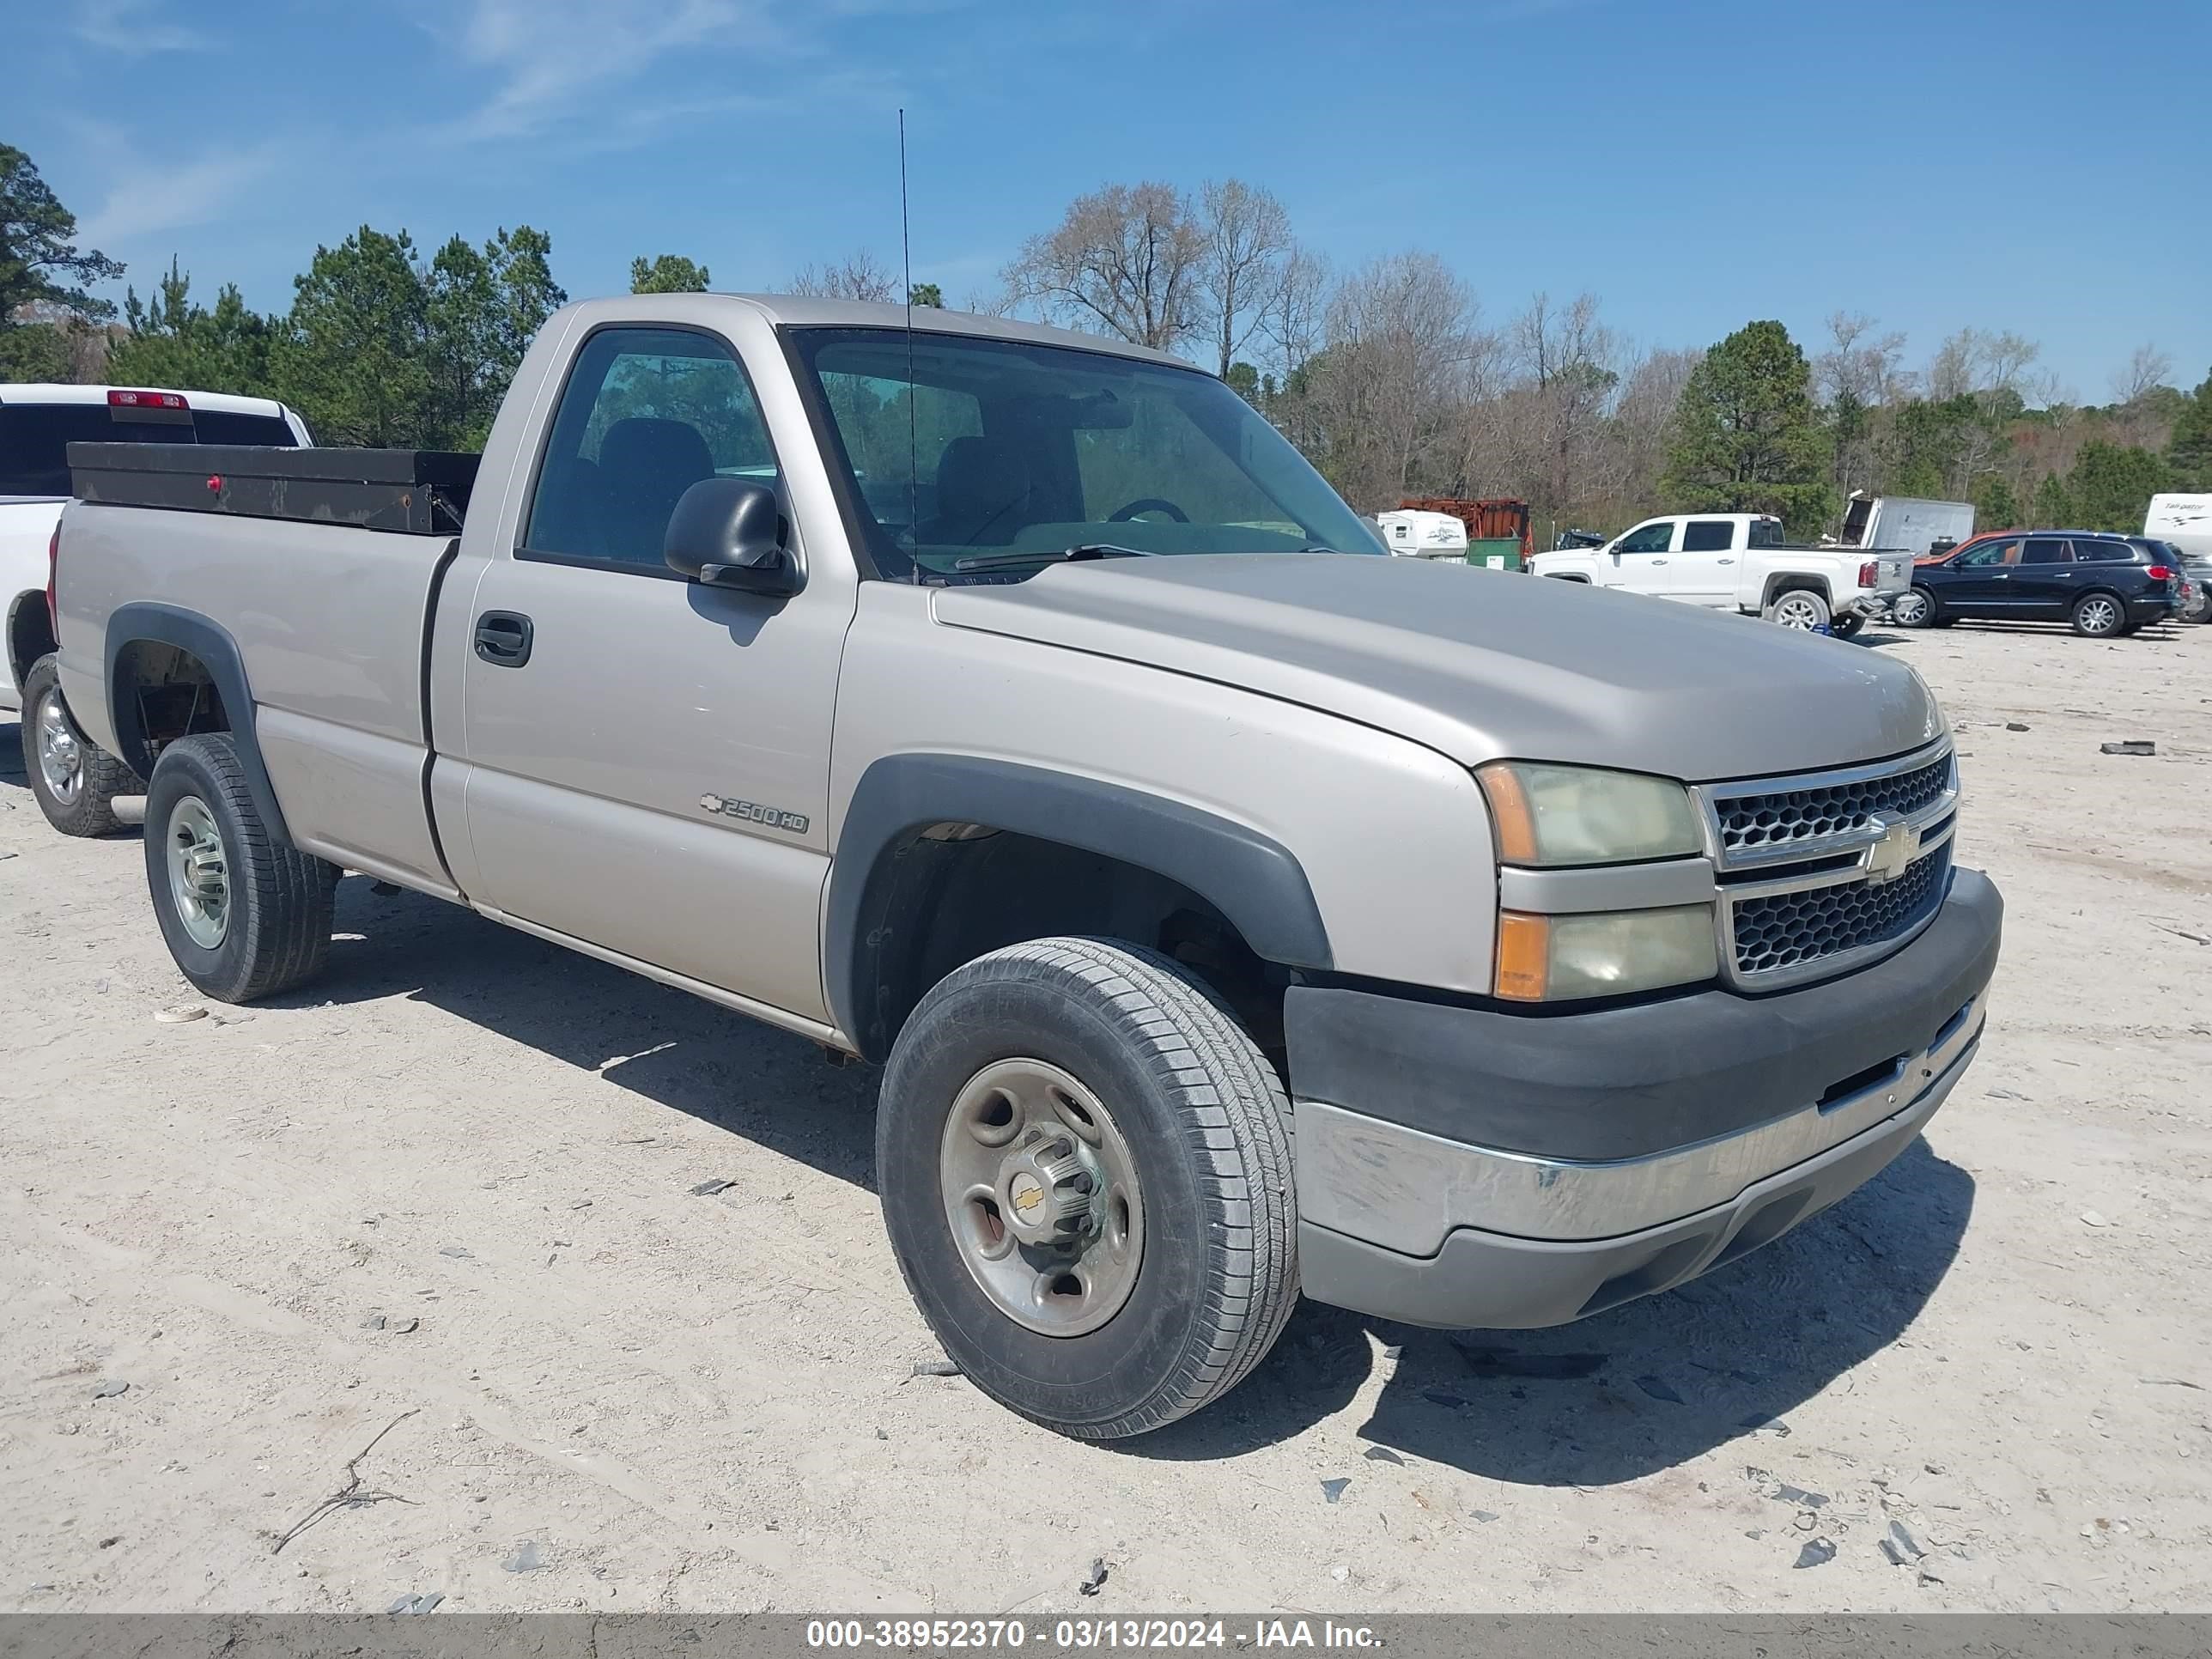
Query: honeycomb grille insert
1732 847 1950 978
1714 754 1952 856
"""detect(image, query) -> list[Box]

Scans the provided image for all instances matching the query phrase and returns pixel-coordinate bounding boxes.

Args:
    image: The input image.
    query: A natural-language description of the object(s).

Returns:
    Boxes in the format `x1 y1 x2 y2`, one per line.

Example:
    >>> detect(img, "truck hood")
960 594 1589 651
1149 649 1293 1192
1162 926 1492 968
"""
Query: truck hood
930 554 1944 781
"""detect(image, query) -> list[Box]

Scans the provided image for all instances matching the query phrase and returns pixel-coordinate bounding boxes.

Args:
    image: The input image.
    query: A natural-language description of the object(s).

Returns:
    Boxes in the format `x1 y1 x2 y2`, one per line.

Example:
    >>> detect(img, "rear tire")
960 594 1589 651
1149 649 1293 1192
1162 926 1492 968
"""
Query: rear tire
877 937 1297 1439
1828 611 1865 640
2070 592 2124 638
1893 586 1939 629
1763 587 1832 631
143 733 336 1003
20 654 141 837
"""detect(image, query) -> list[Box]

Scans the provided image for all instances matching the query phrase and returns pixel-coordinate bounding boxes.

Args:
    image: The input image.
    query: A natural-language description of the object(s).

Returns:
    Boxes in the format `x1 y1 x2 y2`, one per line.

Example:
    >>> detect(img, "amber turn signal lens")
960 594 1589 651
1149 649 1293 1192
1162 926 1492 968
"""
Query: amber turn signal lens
1494 911 1551 1001
1476 766 1540 865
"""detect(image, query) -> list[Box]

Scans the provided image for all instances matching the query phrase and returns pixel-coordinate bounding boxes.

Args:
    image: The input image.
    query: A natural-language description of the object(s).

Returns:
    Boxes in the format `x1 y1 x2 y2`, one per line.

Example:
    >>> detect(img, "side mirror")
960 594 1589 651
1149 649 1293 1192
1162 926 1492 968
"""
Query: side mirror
665 478 803 596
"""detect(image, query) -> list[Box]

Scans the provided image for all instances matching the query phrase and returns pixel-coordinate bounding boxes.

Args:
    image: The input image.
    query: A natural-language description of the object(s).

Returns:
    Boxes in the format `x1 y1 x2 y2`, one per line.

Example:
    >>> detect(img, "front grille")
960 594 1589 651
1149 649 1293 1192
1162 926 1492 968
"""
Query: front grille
1713 752 1952 857
1732 846 1951 978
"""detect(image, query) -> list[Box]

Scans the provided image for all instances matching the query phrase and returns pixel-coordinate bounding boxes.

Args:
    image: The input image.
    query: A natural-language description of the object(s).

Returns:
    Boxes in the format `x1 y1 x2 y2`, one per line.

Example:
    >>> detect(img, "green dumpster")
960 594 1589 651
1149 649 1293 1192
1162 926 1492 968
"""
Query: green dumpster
1466 538 1525 572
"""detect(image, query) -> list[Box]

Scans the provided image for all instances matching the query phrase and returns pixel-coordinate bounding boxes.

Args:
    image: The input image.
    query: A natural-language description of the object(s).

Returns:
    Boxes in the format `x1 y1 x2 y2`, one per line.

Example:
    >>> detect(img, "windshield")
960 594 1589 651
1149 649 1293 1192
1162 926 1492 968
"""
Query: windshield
786 326 1383 582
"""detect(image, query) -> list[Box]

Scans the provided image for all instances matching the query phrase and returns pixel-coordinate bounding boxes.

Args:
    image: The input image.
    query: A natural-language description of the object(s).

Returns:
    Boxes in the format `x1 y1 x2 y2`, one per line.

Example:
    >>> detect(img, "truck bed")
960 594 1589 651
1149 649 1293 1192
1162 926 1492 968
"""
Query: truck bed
53 500 461 896
69 442 478 535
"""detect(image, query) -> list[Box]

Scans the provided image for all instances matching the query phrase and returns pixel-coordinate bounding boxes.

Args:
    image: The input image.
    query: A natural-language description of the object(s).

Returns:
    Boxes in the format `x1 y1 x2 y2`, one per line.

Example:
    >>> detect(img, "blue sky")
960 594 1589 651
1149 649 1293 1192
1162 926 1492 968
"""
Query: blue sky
17 0 2209 399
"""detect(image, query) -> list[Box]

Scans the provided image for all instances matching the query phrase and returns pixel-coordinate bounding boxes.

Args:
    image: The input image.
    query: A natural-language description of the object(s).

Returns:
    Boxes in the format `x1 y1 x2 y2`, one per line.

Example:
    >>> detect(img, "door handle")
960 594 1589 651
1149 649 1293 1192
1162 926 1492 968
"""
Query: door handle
1717 557 1735 565
1651 558 1668 565
474 611 533 666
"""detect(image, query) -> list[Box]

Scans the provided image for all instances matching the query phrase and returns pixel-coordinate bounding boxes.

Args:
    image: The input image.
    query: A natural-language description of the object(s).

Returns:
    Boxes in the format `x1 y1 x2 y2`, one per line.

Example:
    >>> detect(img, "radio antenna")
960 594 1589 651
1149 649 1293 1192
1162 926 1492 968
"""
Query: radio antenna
900 107 920 581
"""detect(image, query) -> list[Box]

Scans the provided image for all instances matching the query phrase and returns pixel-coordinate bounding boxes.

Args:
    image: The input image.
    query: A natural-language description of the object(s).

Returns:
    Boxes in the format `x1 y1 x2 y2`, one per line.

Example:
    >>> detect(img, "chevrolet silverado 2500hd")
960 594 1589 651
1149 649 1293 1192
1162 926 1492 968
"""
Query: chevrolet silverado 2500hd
53 295 2002 1439
1528 511 1910 637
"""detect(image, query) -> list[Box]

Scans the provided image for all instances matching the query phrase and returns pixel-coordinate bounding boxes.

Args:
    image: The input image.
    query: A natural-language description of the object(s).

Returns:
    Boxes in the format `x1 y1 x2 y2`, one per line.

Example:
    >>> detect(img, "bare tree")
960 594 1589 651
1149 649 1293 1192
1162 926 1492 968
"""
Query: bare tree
1003 182 1204 351
1927 326 2042 408
1263 245 1331 381
1815 311 1911 407
1302 251 1477 507
2111 343 2173 407
1194 178 1293 379
788 251 899 303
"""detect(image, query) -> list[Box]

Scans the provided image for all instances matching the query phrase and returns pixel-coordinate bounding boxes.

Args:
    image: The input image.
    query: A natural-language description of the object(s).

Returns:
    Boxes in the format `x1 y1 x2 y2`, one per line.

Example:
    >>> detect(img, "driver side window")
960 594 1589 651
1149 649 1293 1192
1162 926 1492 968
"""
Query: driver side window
1959 539 2018 568
1617 520 1675 555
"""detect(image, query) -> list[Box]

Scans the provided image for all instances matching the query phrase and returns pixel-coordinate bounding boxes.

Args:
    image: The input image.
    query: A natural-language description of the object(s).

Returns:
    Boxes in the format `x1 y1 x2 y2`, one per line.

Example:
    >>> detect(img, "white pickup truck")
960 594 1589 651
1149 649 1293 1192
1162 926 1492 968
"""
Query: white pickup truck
1529 511 1910 638
4 383 308 832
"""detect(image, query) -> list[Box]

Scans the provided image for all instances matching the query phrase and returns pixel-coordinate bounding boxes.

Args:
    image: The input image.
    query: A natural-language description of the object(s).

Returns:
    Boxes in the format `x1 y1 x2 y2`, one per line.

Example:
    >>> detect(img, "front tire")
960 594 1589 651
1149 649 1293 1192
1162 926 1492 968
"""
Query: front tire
1764 587 1832 631
1893 586 1939 629
2070 592 2124 638
143 733 336 1003
20 654 142 836
877 937 1297 1439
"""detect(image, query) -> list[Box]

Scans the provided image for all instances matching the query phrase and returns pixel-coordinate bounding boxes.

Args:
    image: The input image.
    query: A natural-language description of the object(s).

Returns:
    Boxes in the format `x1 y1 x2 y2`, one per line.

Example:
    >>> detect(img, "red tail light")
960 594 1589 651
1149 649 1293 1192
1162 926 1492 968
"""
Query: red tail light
2146 564 2172 580
107 388 189 410
46 523 60 629
1857 561 1878 588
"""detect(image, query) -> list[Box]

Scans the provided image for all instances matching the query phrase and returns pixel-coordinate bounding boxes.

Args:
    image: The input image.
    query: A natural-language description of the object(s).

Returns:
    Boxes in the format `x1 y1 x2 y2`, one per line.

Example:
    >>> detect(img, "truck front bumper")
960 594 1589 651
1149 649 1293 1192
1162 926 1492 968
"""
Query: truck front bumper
1285 867 2002 1328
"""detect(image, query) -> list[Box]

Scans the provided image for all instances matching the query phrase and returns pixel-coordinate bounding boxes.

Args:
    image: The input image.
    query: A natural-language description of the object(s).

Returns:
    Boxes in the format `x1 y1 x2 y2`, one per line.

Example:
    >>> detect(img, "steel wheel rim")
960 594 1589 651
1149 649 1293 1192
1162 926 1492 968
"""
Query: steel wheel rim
1894 591 1929 626
166 795 230 950
1773 594 1824 629
35 690 85 805
939 1058 1146 1337
2080 598 2118 635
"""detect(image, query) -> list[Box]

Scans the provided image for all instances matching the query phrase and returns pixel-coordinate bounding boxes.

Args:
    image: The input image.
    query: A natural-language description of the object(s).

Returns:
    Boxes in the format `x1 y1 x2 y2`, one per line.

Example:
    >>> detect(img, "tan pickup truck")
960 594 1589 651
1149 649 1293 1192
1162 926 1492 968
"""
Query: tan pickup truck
49 295 2002 1438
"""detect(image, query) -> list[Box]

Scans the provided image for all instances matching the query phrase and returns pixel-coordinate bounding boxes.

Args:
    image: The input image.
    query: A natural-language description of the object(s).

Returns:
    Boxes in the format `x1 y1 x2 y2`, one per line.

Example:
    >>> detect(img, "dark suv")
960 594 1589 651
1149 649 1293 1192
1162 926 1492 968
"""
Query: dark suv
1895 531 2179 636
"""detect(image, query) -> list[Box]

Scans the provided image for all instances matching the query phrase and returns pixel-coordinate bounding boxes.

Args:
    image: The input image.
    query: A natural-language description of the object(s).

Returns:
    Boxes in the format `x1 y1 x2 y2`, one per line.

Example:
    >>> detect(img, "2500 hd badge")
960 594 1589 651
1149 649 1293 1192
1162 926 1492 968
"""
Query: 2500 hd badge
699 793 810 834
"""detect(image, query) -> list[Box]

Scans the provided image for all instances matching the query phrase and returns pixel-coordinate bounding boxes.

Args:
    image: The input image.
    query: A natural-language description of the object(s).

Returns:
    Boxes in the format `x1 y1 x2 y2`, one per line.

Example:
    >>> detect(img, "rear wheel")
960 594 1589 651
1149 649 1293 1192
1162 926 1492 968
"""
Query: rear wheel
1763 587 1831 631
1828 612 1865 640
2070 592 2124 638
20 654 141 837
877 937 1297 1439
1893 586 1939 629
143 733 336 1002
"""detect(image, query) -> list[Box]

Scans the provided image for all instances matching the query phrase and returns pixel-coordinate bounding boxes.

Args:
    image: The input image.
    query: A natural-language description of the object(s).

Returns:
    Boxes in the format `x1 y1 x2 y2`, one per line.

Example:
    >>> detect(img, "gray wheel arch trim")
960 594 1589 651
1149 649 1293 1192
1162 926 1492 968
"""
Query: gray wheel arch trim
826 753 1332 1060
104 602 292 845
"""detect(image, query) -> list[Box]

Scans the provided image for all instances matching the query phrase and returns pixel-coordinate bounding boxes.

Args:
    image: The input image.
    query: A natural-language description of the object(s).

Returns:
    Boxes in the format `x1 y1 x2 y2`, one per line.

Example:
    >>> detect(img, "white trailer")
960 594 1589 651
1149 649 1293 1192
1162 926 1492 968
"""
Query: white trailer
2145 494 2212 561
1836 494 1976 556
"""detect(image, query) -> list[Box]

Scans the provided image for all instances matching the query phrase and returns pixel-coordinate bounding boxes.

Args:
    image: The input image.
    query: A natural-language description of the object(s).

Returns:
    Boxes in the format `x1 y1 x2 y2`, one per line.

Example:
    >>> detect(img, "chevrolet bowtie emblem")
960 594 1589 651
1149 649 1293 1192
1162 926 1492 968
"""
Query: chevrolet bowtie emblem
1865 818 1919 884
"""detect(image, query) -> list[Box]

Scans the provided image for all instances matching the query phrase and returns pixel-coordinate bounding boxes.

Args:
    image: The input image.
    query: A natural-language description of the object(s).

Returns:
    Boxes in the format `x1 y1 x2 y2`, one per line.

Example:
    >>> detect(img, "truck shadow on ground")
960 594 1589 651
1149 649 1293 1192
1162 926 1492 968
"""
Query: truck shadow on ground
299 876 885 1188
303 876 1972 1484
1135 1136 1972 1484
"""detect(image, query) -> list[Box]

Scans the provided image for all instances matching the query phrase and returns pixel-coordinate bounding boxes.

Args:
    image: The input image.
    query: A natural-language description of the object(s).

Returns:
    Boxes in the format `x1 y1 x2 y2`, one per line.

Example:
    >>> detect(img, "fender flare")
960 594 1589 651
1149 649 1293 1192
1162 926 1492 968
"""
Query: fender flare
825 753 1332 1060
105 601 292 844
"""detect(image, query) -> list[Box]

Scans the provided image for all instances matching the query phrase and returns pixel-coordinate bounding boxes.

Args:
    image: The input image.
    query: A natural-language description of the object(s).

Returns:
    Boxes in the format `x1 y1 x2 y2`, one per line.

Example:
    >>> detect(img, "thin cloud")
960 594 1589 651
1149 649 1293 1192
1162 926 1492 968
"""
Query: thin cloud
74 0 205 54
80 145 283 247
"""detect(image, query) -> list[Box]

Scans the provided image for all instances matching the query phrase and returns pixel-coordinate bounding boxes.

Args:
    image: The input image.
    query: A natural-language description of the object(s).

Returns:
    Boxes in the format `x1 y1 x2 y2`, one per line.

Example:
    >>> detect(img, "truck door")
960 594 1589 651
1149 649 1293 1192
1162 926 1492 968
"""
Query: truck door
1668 518 1741 605
450 322 852 1024
1602 518 1679 595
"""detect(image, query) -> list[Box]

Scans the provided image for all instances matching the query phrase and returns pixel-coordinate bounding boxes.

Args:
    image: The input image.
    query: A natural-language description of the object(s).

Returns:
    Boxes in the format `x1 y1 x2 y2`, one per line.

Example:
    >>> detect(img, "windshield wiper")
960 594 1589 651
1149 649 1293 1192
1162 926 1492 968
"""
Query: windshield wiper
951 543 1158 574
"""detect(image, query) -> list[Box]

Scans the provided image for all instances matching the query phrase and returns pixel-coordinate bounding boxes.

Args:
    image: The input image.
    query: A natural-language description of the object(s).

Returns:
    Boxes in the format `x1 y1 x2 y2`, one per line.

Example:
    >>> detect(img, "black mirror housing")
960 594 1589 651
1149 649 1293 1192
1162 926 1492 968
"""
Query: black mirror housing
665 478 803 595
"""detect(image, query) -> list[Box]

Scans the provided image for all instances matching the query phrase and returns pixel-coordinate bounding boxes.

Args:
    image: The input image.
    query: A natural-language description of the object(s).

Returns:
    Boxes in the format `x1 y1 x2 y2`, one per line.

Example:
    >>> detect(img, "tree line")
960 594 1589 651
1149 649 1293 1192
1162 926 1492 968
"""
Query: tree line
5 143 2205 538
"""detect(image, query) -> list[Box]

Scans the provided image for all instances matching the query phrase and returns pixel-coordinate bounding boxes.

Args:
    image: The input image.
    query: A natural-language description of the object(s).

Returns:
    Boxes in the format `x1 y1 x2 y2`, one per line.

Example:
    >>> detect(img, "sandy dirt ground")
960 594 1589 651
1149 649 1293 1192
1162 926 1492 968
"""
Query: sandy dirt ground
2 616 2209 1617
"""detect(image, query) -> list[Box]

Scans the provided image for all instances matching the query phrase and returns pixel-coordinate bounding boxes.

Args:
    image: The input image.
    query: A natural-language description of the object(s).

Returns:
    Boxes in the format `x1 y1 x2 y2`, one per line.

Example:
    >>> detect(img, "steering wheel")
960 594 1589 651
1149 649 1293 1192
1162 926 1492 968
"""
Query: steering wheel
1107 497 1190 524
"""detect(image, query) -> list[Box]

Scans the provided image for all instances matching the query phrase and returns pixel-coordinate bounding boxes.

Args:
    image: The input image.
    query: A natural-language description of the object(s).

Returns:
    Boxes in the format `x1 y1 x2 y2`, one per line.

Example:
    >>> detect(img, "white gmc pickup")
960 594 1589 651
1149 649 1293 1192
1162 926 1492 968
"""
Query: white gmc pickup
1529 512 1910 638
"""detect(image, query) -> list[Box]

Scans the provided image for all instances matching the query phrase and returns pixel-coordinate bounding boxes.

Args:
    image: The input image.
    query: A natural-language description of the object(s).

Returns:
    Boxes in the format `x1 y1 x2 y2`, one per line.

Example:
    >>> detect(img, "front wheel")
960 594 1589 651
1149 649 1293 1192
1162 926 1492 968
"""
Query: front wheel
1893 586 1939 629
2070 592 2124 638
143 733 337 1002
877 938 1297 1439
1763 587 1832 630
20 654 142 836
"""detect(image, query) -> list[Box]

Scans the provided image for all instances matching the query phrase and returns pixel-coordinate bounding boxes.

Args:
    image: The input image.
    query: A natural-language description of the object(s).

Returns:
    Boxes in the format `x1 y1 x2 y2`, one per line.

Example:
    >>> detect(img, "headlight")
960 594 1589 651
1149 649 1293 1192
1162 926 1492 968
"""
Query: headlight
1476 762 1704 866
1494 905 1718 1001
